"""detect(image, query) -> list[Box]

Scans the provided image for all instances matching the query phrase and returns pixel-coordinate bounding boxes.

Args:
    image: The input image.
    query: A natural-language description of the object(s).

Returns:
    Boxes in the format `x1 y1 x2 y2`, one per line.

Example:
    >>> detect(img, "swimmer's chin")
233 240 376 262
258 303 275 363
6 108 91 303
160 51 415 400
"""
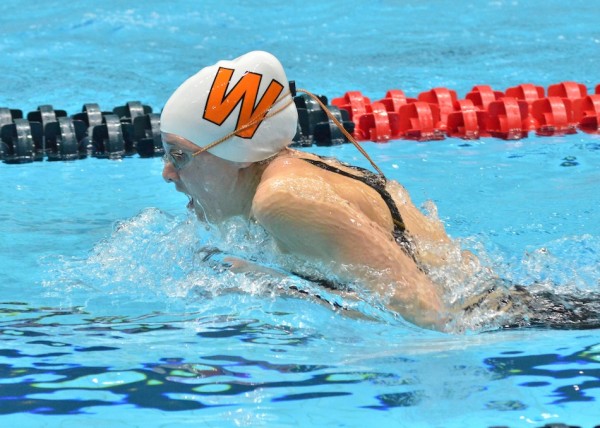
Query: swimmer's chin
186 197 200 217
187 198 209 222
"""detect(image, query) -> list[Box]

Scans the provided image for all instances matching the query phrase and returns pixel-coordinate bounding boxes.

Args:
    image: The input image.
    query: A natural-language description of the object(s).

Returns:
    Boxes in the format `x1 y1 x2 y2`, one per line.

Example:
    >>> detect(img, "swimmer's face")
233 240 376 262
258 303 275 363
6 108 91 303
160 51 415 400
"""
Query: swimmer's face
161 132 245 222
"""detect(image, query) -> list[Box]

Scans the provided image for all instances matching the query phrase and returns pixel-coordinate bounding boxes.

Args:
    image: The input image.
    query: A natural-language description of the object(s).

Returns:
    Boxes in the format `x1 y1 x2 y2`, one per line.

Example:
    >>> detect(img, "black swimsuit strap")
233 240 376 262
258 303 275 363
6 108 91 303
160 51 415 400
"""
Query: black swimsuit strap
299 157 414 252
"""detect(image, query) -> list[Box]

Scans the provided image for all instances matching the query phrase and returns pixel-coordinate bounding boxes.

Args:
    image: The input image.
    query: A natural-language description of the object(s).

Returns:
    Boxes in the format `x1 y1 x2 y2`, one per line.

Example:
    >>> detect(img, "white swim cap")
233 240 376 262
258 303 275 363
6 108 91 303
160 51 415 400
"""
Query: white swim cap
160 51 298 163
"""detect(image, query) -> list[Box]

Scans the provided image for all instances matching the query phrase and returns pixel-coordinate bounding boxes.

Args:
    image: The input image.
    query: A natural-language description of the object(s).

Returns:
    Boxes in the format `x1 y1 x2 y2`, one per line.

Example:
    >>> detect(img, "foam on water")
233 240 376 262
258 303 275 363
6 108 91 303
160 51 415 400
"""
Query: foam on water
41 200 600 335
41 208 399 326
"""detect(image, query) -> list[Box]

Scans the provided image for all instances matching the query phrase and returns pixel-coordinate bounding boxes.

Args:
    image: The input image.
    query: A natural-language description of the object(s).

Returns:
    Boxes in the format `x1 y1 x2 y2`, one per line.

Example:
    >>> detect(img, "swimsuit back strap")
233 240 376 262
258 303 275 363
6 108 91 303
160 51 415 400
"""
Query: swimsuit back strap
299 158 413 251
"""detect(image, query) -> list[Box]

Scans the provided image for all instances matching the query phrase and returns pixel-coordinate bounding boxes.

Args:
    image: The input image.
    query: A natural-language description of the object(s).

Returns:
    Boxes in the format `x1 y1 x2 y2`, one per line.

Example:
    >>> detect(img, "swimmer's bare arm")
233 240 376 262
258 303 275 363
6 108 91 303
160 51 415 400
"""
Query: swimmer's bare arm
251 174 448 330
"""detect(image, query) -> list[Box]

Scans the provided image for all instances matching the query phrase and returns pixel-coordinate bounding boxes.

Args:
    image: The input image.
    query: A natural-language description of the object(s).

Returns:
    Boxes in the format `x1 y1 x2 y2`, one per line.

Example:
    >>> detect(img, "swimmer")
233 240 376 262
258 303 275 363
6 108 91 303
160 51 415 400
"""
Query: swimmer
160 51 600 331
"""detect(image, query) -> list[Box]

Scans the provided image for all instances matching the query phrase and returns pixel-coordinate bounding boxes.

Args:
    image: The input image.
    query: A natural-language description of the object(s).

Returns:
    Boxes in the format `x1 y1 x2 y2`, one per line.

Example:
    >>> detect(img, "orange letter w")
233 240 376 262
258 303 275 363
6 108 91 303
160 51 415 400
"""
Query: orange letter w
203 67 284 139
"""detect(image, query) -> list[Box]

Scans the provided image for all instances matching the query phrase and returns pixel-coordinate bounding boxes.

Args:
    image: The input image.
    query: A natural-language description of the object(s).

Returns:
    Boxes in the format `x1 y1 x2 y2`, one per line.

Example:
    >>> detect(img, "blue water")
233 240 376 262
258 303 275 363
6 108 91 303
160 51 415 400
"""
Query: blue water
1 1 600 427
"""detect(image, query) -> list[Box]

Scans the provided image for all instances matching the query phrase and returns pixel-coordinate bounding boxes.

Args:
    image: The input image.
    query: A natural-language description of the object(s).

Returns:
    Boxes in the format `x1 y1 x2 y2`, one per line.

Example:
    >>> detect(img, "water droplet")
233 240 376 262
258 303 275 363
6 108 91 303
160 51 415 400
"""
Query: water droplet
561 156 578 167
560 161 578 167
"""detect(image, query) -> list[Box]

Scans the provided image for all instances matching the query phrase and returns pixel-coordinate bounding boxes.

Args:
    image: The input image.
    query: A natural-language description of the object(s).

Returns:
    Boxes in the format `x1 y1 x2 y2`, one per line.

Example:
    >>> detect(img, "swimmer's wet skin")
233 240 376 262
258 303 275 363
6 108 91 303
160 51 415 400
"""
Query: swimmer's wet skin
160 50 600 332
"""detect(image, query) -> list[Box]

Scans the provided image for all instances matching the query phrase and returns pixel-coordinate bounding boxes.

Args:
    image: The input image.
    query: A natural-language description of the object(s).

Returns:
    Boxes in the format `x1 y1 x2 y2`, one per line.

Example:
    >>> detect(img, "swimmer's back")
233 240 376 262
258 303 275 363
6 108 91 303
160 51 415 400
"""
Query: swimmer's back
257 151 396 235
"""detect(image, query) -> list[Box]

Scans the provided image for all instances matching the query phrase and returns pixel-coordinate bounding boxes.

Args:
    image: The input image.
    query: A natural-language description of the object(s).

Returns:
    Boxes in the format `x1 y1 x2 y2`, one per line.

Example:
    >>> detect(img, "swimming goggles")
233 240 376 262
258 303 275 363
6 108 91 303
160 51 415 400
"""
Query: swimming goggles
162 144 193 170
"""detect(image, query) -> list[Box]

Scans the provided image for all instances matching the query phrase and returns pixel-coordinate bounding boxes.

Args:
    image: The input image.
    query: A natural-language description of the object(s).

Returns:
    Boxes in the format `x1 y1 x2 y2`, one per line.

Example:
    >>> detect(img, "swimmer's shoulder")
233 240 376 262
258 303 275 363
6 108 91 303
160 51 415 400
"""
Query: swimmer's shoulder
261 149 322 180
254 151 325 207
261 149 361 182
252 150 342 222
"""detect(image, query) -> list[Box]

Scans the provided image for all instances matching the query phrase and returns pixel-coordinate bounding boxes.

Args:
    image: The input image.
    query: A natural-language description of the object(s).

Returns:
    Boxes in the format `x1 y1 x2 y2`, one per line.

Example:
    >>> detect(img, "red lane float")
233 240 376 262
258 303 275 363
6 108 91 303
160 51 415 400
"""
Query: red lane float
356 102 397 142
466 85 503 111
331 91 395 142
548 81 587 100
505 84 545 104
504 84 545 131
530 97 576 135
573 95 600 132
484 97 529 140
331 80 600 142
446 99 485 139
331 91 371 140
377 89 412 113
331 91 371 120
418 87 458 132
398 102 444 141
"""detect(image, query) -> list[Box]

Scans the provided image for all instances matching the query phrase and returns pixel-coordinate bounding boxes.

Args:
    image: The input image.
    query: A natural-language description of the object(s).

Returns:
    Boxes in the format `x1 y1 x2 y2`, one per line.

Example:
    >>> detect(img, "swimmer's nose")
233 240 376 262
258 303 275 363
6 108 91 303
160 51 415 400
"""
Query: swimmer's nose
162 162 180 183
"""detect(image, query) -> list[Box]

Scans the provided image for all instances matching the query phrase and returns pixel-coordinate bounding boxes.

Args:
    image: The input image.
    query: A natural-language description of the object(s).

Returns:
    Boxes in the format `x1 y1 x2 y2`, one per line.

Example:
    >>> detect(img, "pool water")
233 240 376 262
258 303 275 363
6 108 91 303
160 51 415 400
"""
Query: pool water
1 1 600 427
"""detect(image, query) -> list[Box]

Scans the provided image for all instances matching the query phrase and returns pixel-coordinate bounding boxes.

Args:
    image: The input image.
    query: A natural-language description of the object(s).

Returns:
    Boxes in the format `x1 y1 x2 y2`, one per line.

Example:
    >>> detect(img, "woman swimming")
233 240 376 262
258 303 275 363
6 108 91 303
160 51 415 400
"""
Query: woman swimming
160 51 599 331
